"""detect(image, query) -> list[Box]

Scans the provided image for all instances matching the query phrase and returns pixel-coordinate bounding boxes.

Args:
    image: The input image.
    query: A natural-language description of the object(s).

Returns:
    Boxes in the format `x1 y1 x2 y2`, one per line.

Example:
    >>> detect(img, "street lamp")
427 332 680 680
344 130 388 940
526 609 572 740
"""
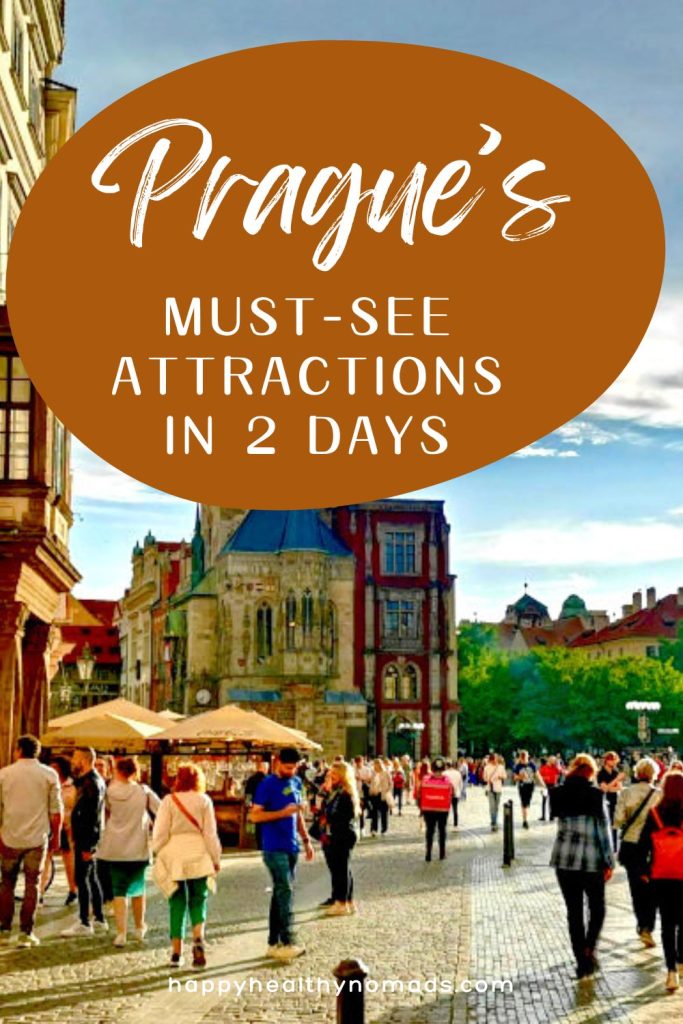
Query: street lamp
625 700 661 746
76 643 96 707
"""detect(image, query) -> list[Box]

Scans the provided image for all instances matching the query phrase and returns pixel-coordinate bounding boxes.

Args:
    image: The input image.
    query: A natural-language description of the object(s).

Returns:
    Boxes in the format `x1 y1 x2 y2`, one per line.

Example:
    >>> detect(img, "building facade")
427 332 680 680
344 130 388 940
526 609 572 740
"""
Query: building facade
117 501 458 759
117 532 190 709
570 587 683 660
50 596 121 719
332 502 458 758
0 2 78 764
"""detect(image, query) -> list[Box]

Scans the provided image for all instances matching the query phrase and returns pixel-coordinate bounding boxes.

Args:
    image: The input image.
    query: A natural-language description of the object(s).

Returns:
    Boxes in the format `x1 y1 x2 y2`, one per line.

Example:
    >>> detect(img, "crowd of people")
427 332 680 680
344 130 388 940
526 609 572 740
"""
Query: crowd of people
2 733 683 993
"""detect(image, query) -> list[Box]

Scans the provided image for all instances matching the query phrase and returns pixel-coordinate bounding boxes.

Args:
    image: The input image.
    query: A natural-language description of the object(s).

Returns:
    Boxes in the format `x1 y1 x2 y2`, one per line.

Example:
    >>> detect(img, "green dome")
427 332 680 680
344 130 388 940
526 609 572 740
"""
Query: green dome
560 594 587 619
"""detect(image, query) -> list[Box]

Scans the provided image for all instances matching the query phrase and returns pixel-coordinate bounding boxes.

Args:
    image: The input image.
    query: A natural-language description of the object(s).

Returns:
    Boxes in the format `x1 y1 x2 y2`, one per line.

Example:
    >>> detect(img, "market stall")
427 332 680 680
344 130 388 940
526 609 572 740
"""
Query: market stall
43 699 173 779
152 704 321 848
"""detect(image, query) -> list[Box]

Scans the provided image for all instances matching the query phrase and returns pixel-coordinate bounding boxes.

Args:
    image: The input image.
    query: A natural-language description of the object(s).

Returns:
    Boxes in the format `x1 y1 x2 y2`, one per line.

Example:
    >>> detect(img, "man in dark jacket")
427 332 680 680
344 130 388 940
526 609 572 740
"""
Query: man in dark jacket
60 747 107 938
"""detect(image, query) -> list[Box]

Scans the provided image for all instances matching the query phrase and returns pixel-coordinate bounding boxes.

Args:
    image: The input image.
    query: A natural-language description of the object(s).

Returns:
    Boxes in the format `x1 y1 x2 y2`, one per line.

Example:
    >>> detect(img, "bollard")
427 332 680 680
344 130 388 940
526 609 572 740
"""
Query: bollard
334 958 369 1024
502 799 515 867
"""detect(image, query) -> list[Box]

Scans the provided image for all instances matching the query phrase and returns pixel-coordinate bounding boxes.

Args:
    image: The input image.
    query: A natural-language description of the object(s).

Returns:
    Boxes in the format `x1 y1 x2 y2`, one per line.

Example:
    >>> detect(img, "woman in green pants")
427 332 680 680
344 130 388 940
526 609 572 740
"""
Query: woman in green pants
152 763 221 969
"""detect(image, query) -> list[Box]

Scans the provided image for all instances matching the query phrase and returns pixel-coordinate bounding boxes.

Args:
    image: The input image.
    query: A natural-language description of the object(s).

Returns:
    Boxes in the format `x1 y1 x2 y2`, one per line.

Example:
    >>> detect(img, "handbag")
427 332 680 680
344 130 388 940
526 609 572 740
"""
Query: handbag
617 788 656 866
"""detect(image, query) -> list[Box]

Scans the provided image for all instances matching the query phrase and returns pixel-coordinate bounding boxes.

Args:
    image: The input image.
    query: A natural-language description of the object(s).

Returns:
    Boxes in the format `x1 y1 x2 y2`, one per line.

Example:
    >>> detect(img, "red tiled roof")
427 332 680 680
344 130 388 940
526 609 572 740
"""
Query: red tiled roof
60 623 122 666
80 599 117 626
522 616 588 648
570 594 683 648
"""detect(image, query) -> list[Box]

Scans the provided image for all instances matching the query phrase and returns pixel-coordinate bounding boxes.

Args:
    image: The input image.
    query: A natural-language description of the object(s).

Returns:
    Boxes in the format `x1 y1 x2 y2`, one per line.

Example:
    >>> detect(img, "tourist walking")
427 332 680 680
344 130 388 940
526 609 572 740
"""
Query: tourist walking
0 735 63 946
550 754 614 980
444 759 464 828
152 762 221 969
391 759 406 815
638 770 683 992
318 761 360 916
598 751 625 853
60 747 108 938
368 758 392 837
513 751 539 829
250 747 314 960
482 753 507 832
614 757 660 949
97 756 160 947
539 756 562 822
42 755 77 906
419 757 454 861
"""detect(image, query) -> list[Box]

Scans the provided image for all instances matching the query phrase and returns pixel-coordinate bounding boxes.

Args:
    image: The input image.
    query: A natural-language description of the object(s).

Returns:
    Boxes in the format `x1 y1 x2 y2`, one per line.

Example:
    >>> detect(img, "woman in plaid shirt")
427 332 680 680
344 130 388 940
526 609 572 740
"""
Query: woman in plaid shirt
550 754 615 980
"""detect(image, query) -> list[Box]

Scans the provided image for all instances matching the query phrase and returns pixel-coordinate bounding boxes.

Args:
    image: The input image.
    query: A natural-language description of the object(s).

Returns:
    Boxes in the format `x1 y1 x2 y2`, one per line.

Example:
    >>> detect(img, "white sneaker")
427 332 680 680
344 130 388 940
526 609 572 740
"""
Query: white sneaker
274 944 306 959
133 925 148 942
666 970 679 992
16 932 40 947
112 933 127 947
93 920 109 934
61 921 94 938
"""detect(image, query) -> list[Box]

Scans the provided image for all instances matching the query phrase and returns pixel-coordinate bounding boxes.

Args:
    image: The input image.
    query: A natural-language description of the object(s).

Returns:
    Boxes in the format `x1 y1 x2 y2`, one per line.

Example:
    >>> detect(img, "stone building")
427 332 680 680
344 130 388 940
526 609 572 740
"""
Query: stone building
0 2 78 764
332 501 458 759
117 532 190 709
118 501 458 759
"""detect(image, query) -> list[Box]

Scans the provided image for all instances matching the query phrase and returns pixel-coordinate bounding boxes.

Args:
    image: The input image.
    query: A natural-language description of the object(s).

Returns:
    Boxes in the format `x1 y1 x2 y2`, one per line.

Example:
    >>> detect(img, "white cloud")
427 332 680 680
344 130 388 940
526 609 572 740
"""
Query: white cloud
554 421 620 446
71 438 179 507
669 507 683 517
513 445 579 459
459 519 683 567
590 295 683 429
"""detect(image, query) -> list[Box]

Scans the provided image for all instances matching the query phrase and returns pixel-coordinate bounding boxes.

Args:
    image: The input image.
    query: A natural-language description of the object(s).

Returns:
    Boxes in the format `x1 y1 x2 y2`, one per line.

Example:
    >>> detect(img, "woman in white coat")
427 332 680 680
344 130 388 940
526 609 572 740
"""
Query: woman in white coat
152 763 221 969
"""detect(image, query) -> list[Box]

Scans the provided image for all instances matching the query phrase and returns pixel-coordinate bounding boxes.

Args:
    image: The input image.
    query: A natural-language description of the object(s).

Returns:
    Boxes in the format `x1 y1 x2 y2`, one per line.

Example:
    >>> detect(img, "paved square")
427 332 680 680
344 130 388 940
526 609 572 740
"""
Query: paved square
0 789 676 1023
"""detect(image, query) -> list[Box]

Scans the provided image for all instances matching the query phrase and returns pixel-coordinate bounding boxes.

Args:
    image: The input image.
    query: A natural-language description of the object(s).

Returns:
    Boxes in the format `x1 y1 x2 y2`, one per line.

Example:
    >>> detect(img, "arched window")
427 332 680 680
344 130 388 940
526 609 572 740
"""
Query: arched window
285 591 296 651
328 602 337 666
256 603 273 661
302 589 314 637
399 663 420 701
383 663 400 701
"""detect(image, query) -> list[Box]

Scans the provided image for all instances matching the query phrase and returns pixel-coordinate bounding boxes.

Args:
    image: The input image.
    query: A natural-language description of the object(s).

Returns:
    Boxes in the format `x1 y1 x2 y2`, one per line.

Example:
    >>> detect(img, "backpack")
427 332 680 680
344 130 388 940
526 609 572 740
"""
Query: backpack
650 808 683 881
419 775 452 812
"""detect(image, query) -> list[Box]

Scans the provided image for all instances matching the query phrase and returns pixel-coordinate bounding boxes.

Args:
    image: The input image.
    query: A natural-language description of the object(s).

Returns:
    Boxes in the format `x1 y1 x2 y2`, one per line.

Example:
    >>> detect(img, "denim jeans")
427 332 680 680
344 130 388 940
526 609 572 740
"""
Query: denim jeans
0 841 47 935
75 849 104 926
263 851 298 946
487 790 501 825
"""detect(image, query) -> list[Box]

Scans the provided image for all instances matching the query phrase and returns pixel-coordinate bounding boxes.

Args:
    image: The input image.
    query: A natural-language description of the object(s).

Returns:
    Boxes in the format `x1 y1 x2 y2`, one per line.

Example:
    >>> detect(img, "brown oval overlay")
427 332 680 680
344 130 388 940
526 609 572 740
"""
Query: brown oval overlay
7 42 664 509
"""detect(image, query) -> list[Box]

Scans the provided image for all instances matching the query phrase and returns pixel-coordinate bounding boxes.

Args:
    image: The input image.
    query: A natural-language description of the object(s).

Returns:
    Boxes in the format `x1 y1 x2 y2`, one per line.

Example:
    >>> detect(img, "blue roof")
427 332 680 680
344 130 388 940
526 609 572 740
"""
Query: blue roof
222 510 352 557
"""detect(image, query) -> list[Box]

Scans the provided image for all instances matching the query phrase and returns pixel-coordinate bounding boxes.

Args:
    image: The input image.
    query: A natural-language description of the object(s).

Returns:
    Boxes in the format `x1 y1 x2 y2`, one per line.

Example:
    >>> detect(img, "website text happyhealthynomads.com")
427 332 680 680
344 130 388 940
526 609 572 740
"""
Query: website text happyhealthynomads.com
167 975 515 998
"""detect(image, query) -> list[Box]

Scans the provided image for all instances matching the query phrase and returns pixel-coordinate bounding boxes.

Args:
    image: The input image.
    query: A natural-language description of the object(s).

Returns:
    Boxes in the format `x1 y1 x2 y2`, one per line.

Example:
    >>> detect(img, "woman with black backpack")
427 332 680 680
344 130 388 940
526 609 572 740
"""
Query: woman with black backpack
638 770 683 993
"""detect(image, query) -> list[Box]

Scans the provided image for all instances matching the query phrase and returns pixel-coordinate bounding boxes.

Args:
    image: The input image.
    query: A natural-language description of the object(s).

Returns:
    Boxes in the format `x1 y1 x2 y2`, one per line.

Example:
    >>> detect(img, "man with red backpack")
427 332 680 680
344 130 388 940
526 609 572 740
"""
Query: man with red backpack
418 757 454 862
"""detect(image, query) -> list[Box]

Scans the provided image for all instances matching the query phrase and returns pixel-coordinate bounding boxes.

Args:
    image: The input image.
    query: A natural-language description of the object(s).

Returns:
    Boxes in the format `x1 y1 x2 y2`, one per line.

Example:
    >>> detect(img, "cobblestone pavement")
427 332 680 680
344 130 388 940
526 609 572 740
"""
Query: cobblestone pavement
0 789 679 1023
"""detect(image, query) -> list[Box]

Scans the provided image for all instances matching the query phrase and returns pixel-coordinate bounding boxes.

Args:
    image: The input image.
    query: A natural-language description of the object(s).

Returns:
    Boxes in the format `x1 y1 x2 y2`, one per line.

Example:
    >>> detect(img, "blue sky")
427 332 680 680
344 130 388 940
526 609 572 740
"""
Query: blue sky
60 0 683 622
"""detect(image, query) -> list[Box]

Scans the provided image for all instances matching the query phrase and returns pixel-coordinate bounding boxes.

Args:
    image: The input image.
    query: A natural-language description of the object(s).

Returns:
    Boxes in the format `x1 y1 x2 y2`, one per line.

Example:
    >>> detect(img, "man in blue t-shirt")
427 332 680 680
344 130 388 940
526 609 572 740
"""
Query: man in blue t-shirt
250 746 314 960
